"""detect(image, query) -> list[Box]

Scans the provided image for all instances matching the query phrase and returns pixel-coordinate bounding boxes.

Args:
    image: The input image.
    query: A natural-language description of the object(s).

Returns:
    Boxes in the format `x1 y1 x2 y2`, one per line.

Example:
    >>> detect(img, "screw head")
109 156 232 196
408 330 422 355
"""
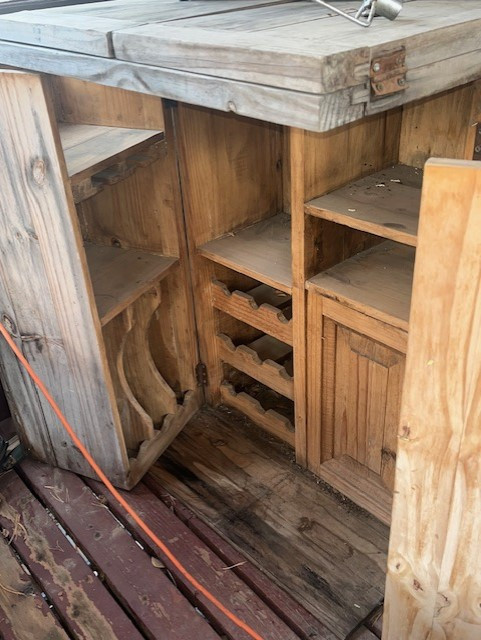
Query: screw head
397 77 406 86
376 82 384 92
475 145 481 154
372 62 381 72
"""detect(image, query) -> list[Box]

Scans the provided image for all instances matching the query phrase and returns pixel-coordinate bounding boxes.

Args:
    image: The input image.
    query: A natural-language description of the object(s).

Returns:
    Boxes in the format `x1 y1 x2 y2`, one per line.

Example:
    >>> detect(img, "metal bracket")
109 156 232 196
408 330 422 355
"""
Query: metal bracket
370 47 407 97
473 123 481 161
195 362 208 387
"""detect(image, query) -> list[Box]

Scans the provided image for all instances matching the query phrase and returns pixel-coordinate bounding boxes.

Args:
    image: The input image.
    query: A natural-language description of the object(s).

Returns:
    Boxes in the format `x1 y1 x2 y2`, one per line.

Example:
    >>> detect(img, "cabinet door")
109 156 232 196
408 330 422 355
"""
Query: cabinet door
329 323 405 491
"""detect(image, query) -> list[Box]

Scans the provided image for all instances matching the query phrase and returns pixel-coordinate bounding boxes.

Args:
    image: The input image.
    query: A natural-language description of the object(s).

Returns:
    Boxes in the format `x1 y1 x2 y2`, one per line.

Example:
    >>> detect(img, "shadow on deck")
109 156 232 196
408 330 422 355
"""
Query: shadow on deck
0 407 385 639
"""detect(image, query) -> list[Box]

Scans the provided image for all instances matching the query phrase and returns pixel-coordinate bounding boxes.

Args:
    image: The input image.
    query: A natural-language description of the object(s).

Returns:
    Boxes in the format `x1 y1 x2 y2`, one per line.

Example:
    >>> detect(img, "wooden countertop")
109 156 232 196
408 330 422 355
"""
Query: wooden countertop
0 0 480 130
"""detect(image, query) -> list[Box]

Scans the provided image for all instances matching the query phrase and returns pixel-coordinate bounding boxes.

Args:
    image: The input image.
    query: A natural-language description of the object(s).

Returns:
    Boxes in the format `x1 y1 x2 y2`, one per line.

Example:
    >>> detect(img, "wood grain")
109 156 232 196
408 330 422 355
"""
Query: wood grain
0 70 129 483
306 164 422 247
21 458 219 640
84 243 177 326
384 159 481 638
151 408 389 638
307 241 415 332
0 470 143 640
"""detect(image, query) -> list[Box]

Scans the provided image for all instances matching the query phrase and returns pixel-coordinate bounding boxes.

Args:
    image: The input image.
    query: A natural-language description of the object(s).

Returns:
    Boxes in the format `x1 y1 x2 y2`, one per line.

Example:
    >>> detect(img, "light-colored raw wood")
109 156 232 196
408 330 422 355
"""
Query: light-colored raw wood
322 297 408 356
290 127 308 466
306 165 422 247
399 82 481 168
217 333 293 400
318 457 393 527
84 243 177 326
123 287 178 421
384 159 481 638
102 310 154 450
304 110 402 201
49 75 165 129
307 241 415 332
211 280 293 346
220 382 294 447
127 388 201 487
0 537 69 640
200 214 291 294
59 122 163 184
0 70 129 483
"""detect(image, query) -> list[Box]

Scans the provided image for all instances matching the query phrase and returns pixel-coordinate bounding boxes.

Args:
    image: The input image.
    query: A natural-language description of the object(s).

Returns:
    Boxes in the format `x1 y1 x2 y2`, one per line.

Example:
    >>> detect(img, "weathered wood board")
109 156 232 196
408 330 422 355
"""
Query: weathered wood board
0 1 479 130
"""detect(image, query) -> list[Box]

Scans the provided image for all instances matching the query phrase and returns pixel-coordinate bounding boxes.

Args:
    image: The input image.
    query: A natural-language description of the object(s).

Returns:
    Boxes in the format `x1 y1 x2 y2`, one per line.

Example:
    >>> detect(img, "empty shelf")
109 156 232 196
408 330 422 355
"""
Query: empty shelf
199 213 292 293
59 123 163 184
85 244 177 326
307 241 414 331
305 165 423 247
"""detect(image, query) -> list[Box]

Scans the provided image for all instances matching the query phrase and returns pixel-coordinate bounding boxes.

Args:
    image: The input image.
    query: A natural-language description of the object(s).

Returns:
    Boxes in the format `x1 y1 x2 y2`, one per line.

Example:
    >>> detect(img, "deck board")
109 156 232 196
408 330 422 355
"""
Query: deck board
0 408 387 638
149 407 389 639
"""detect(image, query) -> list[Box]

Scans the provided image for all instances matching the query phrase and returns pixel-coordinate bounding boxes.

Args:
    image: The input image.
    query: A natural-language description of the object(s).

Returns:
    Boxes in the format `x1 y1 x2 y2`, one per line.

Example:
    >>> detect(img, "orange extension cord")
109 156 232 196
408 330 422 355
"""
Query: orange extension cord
0 322 265 640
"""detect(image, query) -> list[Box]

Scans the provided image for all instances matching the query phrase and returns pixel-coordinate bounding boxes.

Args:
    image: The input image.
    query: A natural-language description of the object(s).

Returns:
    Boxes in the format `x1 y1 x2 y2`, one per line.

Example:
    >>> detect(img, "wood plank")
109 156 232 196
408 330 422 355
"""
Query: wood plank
151 408 389 639
59 122 162 183
307 241 415 331
200 213 292 295
144 479 339 640
0 470 143 640
217 333 293 400
384 160 481 638
0 70 129 483
20 458 220 640
212 280 293 346
0 536 69 640
318 456 393 527
49 74 165 129
220 381 295 446
112 2 481 96
85 477 303 640
306 165 422 247
0 40 347 132
84 243 177 325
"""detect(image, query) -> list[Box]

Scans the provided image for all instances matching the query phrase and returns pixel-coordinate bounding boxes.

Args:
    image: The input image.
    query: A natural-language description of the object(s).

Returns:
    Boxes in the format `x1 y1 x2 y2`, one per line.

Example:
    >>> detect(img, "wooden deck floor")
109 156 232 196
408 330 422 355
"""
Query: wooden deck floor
0 407 386 639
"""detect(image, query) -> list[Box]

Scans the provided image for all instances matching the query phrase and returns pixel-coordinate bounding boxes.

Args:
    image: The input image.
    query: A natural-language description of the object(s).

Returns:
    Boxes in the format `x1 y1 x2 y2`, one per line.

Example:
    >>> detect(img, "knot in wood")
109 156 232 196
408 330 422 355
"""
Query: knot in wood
31 158 46 185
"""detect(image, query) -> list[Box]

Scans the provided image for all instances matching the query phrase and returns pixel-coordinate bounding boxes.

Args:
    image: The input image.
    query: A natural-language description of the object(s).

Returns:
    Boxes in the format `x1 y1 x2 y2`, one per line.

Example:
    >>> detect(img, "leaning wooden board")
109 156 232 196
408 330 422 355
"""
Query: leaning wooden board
0 0 480 130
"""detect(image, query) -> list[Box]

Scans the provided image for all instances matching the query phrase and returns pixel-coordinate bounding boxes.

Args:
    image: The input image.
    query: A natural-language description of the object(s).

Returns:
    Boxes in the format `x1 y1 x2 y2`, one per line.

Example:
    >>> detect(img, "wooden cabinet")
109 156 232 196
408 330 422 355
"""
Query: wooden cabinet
0 73 200 488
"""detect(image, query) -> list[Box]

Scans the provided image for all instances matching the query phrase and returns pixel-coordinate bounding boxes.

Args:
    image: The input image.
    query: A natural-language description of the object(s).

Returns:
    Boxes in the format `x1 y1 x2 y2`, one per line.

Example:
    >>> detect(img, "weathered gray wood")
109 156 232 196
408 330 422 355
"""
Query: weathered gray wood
0 1 479 130
0 70 129 482
0 40 352 131
113 2 481 94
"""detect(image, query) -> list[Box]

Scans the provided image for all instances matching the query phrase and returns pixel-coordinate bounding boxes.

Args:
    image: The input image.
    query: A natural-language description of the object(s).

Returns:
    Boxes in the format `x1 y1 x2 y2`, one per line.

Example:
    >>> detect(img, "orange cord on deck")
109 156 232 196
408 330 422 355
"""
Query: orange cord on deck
0 323 265 640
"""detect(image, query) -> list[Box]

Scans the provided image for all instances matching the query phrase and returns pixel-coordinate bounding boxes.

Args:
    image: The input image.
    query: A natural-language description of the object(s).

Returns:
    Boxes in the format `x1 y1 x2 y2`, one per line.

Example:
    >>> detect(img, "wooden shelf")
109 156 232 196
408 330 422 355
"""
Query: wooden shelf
305 165 423 247
84 244 177 326
220 382 294 447
217 333 293 400
199 214 292 294
212 280 292 345
59 123 163 185
307 241 414 331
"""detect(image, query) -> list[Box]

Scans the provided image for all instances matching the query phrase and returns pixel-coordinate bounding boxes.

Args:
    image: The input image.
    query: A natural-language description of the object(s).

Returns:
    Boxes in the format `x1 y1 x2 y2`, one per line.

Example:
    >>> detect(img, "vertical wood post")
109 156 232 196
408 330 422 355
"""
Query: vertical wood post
0 70 128 483
384 159 481 638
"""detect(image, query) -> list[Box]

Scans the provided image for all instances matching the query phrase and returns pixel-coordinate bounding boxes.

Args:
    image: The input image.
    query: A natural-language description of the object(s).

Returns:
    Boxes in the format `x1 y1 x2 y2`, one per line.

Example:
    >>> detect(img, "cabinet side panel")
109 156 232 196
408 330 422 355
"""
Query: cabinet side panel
0 71 128 483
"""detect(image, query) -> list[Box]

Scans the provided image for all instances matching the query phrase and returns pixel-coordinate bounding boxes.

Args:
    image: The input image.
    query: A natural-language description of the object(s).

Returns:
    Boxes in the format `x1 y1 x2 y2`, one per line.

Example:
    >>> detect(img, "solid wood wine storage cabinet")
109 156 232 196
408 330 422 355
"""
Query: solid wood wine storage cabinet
0 72 479 506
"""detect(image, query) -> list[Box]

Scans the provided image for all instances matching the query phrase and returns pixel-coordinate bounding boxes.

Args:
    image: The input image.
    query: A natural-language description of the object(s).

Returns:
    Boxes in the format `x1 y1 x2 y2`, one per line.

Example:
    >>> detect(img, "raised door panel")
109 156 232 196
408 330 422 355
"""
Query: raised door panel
328 324 405 492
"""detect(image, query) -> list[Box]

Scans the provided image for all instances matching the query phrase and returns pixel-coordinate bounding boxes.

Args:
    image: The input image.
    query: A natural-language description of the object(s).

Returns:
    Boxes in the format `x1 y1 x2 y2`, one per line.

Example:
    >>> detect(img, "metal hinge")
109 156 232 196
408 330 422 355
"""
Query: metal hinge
370 47 407 98
195 362 208 387
473 123 481 161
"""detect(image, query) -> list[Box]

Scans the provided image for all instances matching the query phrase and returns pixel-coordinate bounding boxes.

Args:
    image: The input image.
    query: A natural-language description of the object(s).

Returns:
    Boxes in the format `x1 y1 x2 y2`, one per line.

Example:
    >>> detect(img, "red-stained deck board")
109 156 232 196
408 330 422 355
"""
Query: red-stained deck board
85 476 301 640
144 474 338 640
19 459 220 640
0 469 143 640
0 535 69 640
